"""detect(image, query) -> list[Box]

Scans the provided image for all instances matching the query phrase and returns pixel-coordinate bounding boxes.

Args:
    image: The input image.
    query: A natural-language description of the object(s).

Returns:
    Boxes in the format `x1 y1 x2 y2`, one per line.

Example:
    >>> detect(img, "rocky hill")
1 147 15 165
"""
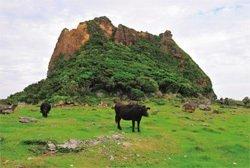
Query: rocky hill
7 16 215 104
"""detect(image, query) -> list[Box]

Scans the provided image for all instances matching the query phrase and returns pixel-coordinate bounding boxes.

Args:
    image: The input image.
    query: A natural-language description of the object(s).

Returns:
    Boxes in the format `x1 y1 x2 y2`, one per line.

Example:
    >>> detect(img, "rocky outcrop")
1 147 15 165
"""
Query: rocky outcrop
114 24 155 45
48 16 166 73
0 104 17 114
46 16 214 99
93 16 116 39
159 30 183 59
182 102 197 113
48 22 90 72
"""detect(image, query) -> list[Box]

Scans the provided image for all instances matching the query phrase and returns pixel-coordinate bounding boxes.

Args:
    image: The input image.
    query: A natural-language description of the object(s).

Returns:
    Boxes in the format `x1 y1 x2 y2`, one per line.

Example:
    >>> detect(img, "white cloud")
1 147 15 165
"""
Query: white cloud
0 0 249 99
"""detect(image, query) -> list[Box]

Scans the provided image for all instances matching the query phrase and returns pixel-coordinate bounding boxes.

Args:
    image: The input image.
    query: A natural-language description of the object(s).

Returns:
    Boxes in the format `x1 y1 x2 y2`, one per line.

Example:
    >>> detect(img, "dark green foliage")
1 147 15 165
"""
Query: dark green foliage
129 88 145 100
7 21 214 104
242 97 250 106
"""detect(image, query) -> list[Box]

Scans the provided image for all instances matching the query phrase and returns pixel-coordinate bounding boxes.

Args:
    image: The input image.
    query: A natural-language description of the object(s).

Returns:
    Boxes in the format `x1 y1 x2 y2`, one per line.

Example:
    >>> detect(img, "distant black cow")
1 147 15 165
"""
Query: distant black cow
114 103 150 132
40 102 51 118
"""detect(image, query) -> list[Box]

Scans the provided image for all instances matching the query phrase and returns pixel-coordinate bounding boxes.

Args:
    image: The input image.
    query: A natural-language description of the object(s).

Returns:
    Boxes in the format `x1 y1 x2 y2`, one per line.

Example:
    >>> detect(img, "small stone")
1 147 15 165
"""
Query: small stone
3 160 9 164
27 157 33 160
122 142 132 148
168 157 171 160
19 117 37 123
58 139 81 149
136 154 140 157
47 142 56 151
233 162 237 165
202 123 209 127
70 164 74 167
112 134 122 140
109 155 114 160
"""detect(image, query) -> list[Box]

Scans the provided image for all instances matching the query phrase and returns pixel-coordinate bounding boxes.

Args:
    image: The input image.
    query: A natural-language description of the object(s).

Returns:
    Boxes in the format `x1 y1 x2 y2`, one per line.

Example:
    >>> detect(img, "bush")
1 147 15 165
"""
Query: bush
242 97 250 106
129 88 144 100
137 77 159 93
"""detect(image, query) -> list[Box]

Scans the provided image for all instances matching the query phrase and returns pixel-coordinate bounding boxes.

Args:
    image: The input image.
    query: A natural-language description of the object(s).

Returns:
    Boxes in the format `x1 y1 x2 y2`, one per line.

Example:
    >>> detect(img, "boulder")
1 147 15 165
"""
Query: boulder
19 117 38 123
0 104 17 114
198 104 211 111
58 139 82 150
99 101 108 108
182 102 197 113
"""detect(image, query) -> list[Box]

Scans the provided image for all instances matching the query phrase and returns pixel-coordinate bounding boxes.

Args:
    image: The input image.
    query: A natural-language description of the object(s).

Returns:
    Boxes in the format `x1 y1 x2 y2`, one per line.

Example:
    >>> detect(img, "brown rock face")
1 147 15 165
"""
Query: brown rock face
94 16 116 38
114 24 155 45
48 16 178 74
159 30 183 59
48 22 90 71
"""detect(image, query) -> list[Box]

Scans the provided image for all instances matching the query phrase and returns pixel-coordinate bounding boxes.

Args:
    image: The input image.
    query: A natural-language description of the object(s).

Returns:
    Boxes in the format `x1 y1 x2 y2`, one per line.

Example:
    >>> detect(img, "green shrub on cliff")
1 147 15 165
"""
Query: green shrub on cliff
7 18 215 104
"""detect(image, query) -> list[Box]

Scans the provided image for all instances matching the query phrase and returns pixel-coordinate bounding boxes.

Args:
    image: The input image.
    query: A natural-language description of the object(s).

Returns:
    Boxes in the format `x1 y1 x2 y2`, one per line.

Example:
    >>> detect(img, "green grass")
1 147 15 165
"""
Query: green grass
1 100 250 168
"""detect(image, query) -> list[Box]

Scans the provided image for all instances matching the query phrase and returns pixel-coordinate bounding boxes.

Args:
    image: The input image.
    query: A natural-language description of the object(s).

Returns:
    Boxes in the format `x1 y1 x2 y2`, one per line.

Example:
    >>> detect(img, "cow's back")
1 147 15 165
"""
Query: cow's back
115 103 141 120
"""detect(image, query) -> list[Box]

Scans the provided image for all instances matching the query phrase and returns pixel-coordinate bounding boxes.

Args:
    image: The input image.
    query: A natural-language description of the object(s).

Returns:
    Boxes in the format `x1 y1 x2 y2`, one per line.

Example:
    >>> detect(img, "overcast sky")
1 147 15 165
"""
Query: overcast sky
0 0 249 100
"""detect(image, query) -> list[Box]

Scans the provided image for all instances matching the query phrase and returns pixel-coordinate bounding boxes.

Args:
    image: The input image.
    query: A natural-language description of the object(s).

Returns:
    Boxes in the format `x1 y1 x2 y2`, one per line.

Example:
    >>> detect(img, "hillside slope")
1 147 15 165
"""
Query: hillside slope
7 16 215 104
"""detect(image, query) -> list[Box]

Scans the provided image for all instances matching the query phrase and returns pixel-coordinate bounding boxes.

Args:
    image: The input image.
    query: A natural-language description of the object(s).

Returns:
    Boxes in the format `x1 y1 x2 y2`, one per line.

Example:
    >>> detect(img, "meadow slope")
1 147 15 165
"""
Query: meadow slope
0 99 250 168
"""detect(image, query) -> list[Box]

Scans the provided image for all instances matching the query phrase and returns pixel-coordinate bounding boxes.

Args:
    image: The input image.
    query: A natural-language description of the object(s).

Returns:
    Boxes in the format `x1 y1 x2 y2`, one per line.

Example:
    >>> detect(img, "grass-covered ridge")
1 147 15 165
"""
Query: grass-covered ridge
1 99 249 167
7 18 215 104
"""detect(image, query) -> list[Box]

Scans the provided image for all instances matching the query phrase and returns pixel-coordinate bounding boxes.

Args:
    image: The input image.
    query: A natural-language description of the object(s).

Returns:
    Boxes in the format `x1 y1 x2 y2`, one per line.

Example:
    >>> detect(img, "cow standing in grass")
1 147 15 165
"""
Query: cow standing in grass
40 102 51 118
114 103 150 132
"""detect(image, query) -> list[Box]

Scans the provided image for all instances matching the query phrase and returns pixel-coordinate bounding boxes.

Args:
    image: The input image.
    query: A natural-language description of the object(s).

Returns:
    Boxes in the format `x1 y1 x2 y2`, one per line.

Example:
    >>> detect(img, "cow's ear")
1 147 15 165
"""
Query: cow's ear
147 107 150 110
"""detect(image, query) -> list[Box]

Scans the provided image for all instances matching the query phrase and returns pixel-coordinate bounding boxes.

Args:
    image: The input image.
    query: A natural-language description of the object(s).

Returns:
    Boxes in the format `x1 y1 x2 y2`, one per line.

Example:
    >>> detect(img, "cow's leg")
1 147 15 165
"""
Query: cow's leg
117 118 122 130
115 115 122 130
137 120 141 132
42 112 47 118
132 120 135 132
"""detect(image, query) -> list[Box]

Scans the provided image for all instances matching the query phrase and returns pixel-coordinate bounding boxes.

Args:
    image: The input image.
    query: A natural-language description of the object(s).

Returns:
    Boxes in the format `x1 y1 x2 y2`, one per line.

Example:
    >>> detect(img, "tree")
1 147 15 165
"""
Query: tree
242 97 250 106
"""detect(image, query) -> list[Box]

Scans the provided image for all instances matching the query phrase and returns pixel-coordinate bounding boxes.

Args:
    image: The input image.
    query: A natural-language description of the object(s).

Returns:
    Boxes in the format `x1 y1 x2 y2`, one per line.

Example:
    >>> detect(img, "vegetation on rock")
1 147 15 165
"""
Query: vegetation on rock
7 17 215 104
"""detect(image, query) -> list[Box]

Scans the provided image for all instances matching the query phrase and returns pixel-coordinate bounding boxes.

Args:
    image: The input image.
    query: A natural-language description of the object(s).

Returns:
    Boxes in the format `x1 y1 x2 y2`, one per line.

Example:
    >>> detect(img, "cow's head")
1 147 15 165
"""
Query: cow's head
140 105 150 117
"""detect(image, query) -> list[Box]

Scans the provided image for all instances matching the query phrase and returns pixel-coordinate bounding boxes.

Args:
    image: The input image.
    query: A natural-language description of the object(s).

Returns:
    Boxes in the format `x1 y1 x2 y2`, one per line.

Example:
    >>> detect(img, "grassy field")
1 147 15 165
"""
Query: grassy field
0 99 250 168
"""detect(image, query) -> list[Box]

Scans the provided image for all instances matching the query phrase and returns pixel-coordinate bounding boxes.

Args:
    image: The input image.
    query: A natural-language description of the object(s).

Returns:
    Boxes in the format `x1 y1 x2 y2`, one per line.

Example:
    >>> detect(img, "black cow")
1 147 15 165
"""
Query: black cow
40 102 51 118
114 103 150 132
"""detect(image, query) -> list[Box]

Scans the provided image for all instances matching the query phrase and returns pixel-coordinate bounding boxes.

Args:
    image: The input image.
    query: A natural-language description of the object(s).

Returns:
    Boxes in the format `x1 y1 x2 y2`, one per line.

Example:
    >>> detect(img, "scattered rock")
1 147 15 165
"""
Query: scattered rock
3 159 9 164
0 104 17 114
58 139 82 150
198 104 211 111
122 142 132 148
111 134 124 141
96 91 104 97
109 155 114 160
19 117 37 123
47 142 56 151
25 133 125 154
27 157 33 160
182 102 197 113
99 101 108 108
